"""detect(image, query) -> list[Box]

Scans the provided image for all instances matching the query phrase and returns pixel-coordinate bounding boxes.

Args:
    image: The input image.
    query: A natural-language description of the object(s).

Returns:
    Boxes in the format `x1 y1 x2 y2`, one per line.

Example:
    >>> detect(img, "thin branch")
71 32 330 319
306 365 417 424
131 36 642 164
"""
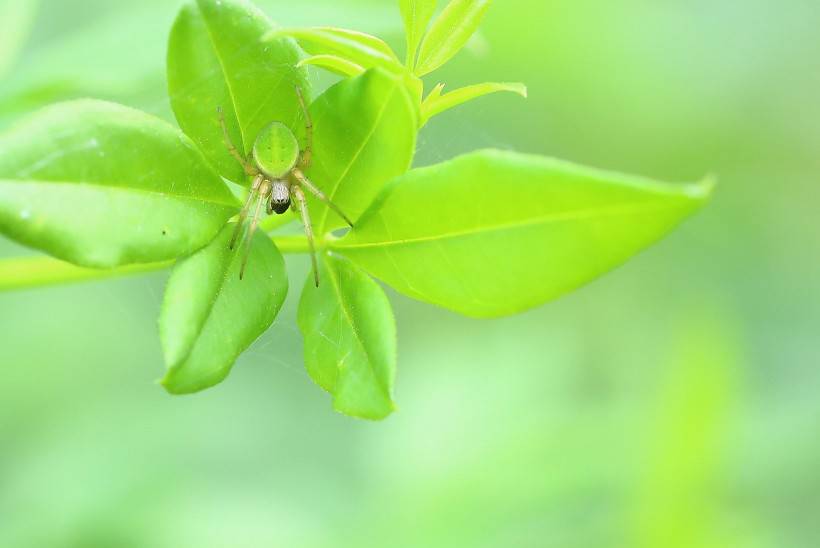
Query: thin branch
0 257 173 292
0 235 313 292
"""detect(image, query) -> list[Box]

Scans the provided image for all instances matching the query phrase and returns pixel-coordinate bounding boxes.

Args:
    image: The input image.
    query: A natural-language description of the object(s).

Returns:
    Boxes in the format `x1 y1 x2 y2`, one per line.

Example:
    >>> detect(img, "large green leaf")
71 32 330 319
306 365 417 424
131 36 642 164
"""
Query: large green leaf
0 99 237 268
306 68 416 235
399 0 437 69
168 0 309 184
332 149 712 318
298 253 397 420
160 225 288 394
415 0 491 76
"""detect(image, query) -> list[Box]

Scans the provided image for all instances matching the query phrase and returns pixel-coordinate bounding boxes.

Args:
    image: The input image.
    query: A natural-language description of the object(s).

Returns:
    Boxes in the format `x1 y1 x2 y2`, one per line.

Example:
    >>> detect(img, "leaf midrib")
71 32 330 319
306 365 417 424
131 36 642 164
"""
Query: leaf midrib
174 246 236 375
198 2 246 155
316 81 399 233
324 259 391 400
417 1 476 73
335 200 693 250
0 178 238 208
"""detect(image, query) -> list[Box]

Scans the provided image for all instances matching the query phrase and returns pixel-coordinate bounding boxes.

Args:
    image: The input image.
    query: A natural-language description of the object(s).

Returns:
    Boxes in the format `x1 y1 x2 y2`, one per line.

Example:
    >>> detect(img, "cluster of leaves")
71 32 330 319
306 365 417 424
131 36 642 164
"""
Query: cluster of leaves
0 0 711 420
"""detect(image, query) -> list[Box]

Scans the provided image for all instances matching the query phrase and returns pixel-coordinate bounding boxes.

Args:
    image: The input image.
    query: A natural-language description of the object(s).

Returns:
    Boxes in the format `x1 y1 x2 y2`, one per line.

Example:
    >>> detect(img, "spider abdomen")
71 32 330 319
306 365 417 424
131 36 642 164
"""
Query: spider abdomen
253 121 299 179
270 180 291 215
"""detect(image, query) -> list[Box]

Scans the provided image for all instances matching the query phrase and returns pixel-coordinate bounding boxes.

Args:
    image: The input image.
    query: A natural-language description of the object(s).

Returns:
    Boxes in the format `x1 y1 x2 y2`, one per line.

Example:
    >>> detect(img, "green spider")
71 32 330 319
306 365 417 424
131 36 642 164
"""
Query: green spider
218 88 353 286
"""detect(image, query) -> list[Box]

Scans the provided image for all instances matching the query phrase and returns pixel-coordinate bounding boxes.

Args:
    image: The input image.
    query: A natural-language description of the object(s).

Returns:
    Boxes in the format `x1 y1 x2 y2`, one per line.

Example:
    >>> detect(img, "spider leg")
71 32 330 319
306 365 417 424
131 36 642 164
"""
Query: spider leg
230 174 263 250
292 168 354 228
295 87 313 169
217 106 258 177
292 185 320 287
239 184 269 280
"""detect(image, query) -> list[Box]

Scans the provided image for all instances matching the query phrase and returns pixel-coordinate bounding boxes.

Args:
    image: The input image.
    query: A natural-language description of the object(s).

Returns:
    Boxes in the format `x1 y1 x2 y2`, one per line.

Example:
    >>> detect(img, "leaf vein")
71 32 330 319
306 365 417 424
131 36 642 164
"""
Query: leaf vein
325 259 391 398
317 82 399 232
336 201 690 250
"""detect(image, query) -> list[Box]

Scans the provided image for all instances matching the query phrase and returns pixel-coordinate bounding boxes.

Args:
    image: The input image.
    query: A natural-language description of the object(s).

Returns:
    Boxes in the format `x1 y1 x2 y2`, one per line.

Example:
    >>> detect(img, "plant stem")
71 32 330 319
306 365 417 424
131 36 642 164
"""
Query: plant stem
269 234 312 254
0 235 312 292
0 256 173 291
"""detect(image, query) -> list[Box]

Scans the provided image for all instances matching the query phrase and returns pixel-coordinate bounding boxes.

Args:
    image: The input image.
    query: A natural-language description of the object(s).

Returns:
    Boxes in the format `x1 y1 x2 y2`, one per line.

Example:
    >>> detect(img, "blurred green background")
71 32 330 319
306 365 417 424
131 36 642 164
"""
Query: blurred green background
1 0 818 546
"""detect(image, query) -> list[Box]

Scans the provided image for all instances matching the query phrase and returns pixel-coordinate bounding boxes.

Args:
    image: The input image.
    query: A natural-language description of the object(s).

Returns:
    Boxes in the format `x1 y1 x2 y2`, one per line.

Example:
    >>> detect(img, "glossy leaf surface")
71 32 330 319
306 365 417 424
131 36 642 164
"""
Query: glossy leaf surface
0 99 237 268
168 0 309 183
298 253 397 420
160 226 288 394
333 149 712 318
306 68 416 234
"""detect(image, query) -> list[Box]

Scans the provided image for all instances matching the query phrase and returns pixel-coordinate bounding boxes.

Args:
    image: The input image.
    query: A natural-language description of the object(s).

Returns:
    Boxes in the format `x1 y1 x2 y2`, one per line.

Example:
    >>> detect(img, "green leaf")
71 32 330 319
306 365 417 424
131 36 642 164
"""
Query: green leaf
424 82 446 103
276 27 403 73
276 27 424 115
306 68 417 234
420 81 527 126
298 253 397 420
415 0 492 76
160 225 288 394
297 54 365 77
399 0 437 69
0 99 237 268
332 149 712 318
168 0 309 184
0 0 38 80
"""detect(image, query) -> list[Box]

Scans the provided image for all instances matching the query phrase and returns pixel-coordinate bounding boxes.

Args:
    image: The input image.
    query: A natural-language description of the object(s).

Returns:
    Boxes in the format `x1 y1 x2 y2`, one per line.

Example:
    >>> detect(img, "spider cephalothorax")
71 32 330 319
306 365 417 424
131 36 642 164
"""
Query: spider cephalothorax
219 88 353 286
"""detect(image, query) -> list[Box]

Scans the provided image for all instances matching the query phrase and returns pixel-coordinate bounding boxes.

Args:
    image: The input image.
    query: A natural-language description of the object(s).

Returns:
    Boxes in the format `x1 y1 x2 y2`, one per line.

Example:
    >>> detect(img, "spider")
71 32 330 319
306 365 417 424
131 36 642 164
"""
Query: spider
218 88 353 286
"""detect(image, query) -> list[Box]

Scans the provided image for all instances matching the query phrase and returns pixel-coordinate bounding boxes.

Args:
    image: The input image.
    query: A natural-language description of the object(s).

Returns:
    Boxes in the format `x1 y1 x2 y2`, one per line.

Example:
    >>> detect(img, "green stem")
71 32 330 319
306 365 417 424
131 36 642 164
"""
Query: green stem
269 234 312 254
0 235 312 292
